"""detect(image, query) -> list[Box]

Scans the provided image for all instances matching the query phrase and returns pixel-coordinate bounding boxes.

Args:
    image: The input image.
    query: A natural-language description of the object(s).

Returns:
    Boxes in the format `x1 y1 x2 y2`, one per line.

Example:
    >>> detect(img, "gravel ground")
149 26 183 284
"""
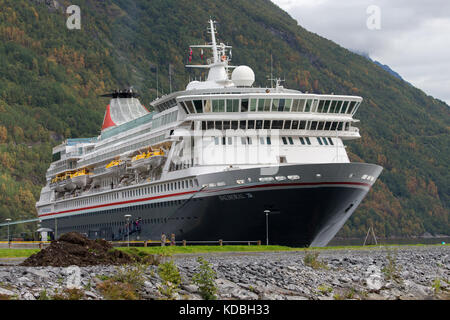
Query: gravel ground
0 245 448 300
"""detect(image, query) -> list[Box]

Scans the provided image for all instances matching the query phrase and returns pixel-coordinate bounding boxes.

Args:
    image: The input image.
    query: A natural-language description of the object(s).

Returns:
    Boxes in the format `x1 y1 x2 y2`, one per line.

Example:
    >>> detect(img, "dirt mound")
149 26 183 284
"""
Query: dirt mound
20 232 135 267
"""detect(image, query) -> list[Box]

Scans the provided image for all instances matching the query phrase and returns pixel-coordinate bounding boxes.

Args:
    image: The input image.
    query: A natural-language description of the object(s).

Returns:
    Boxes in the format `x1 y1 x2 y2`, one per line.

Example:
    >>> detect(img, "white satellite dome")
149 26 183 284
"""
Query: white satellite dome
231 66 255 87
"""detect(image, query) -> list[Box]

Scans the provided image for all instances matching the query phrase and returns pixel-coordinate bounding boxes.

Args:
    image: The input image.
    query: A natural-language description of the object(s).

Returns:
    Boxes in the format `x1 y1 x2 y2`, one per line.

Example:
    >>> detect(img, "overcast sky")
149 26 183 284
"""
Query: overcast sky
272 0 450 105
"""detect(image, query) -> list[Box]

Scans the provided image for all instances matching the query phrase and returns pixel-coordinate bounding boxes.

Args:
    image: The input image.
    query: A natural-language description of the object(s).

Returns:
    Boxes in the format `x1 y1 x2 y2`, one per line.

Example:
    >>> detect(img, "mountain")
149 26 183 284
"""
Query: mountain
352 50 410 85
0 0 448 239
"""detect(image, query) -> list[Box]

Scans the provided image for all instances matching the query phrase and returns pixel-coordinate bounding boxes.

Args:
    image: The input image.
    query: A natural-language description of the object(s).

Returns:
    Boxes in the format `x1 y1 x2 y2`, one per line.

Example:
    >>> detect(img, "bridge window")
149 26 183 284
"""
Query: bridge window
288 137 294 145
264 99 271 111
347 101 357 114
324 121 332 130
317 137 323 145
250 99 257 111
223 121 230 130
266 137 272 145
239 120 246 130
212 100 225 112
284 99 292 112
337 122 343 130
310 121 318 130
329 101 338 113
292 99 304 112
185 100 195 113
282 137 288 145
328 138 334 145
304 99 312 112
271 99 279 111
291 120 299 129
226 99 239 112
258 99 265 111
322 137 329 145
305 137 311 145
336 101 343 113
340 101 348 113
231 121 238 130
241 99 249 112
283 120 291 129
317 100 325 113
193 100 203 113
215 121 223 130
248 120 255 129
263 120 271 129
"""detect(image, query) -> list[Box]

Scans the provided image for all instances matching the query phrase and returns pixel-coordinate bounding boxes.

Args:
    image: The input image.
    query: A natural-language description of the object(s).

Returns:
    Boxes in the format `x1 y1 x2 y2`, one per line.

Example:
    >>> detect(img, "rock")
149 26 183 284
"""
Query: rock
21 292 36 300
285 295 309 300
85 291 99 299
182 284 199 293
0 287 15 297
25 268 50 278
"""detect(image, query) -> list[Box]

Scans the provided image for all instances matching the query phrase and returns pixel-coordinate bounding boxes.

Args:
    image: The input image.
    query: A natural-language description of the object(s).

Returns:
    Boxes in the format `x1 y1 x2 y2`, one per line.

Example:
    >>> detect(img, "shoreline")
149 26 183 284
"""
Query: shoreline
0 245 448 300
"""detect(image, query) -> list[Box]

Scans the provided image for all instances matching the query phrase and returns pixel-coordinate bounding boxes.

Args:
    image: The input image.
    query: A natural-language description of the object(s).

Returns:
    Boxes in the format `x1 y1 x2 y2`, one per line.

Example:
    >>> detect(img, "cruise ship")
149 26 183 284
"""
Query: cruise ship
36 20 382 247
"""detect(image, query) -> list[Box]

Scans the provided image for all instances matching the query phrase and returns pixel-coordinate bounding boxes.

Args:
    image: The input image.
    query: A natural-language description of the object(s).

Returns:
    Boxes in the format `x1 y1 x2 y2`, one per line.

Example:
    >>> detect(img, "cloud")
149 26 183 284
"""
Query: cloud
272 0 450 105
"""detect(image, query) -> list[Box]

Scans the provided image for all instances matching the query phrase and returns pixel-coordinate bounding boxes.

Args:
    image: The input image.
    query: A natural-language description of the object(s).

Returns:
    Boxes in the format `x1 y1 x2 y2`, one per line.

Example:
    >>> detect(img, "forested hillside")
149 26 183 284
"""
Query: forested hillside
0 0 448 239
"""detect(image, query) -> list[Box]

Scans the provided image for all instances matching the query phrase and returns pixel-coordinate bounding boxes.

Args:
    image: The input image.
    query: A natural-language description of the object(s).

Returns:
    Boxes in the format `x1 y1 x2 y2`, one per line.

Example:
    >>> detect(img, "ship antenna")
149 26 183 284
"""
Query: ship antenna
169 64 173 92
208 19 219 64
271 53 273 88
156 65 159 98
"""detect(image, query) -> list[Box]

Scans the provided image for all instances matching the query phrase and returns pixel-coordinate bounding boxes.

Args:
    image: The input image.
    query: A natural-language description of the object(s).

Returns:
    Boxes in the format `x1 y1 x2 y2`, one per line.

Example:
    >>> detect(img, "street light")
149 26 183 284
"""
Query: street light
264 210 280 246
124 214 132 247
5 218 11 243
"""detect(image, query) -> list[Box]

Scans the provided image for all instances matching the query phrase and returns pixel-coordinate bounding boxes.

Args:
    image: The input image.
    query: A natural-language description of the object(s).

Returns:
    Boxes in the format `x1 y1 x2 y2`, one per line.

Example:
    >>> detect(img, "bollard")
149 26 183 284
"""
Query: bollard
170 234 175 246
39 242 43 249
257 240 261 246
182 240 187 247
219 239 223 246
144 240 148 247
161 234 166 247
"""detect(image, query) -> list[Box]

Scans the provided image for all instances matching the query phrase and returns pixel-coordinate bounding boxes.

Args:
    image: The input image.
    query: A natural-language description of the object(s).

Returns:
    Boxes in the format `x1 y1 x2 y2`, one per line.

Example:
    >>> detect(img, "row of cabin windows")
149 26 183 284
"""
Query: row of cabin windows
213 136 334 146
180 98 359 115
56 179 200 210
280 136 334 146
201 120 351 131
60 202 201 231
214 136 270 145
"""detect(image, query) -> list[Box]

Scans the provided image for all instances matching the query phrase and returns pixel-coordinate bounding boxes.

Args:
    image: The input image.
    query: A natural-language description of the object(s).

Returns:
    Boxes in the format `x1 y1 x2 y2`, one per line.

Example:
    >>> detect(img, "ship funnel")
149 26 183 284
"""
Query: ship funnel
100 89 149 132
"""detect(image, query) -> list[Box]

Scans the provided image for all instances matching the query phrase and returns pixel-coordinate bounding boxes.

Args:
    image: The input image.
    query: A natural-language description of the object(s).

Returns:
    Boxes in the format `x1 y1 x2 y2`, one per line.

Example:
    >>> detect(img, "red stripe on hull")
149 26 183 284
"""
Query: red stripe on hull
39 181 371 218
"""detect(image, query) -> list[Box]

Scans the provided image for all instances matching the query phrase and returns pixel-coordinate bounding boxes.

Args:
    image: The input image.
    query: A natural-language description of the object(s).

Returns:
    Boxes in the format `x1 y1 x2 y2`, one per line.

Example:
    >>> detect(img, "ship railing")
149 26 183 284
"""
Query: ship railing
111 239 262 247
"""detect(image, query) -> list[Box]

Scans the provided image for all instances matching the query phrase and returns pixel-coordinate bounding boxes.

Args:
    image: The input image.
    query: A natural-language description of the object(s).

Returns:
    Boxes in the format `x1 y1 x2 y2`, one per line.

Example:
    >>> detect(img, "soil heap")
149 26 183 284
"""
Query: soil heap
20 232 135 267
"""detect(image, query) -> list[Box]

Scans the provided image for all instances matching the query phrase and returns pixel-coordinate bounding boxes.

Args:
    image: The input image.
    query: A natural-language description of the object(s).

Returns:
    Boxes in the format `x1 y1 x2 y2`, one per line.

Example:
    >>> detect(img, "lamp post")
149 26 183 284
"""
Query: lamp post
264 210 280 246
264 210 270 246
5 218 11 244
124 214 132 247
